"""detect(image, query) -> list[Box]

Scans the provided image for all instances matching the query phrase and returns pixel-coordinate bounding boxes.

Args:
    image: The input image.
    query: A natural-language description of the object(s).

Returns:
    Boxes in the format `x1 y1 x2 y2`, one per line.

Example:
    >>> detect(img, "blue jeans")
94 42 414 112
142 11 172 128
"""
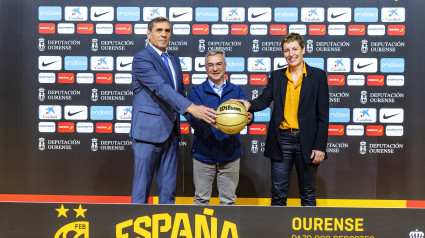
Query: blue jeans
271 129 318 206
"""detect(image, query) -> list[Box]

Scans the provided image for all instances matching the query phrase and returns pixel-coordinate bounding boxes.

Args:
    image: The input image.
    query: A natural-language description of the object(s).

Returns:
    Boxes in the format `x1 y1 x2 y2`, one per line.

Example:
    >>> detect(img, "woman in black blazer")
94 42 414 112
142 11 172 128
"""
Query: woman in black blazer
236 33 329 206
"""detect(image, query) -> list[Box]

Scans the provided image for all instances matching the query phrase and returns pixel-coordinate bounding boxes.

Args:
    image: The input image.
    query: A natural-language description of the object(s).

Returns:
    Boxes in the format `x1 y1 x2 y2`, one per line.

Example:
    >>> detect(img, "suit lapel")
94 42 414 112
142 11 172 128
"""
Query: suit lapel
146 45 175 88
279 69 288 107
299 64 313 106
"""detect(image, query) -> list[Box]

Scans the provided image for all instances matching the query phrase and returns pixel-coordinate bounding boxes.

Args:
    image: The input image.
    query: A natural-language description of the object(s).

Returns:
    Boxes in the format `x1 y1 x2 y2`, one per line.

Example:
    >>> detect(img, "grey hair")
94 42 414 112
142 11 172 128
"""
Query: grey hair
204 49 226 63
147 17 170 31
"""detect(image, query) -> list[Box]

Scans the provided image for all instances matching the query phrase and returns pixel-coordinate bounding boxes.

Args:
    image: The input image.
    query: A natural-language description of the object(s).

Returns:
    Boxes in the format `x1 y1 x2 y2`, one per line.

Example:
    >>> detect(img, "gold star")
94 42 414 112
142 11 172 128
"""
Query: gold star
74 204 87 218
56 204 69 218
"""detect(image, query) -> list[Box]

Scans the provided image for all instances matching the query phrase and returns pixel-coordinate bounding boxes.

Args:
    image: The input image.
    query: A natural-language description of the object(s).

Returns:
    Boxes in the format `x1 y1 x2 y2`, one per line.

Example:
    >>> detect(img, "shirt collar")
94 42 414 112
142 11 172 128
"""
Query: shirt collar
208 78 226 89
285 61 308 78
149 43 168 56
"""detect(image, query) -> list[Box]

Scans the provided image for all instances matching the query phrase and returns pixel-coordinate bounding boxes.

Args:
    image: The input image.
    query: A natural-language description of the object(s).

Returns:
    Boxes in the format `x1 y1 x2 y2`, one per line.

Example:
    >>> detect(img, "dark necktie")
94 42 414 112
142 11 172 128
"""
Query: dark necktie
161 53 175 89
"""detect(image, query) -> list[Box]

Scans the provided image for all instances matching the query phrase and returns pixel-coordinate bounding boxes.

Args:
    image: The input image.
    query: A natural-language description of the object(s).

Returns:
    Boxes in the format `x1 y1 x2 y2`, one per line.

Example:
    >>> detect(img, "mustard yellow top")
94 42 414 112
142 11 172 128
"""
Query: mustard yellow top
279 62 307 130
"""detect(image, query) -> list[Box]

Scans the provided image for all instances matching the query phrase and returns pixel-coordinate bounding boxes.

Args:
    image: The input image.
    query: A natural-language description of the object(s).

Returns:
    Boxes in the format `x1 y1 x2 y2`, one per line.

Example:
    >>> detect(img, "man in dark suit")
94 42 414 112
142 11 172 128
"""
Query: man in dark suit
130 17 217 204
235 33 329 206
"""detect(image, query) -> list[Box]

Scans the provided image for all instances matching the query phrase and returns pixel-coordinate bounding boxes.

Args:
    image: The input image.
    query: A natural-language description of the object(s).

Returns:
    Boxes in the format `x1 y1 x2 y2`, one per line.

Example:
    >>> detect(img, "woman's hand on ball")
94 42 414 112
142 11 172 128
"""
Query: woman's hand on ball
230 99 251 111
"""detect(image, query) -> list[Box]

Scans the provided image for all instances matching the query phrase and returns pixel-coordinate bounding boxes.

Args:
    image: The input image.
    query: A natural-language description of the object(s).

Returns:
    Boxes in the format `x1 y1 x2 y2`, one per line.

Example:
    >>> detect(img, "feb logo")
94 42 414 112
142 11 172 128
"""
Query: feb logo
54 204 89 238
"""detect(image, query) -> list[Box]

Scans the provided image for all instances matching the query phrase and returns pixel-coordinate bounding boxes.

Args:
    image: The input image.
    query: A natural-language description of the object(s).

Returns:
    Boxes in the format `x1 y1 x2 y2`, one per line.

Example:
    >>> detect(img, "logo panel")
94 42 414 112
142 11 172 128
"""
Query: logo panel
250 74 267 85
347 75 365 86
76 122 94 133
366 125 383 136
367 75 385 86
230 74 248 85
327 58 350 73
380 58 404 73
328 24 346 35
379 108 404 123
386 125 403 136
386 75 404 86
254 108 271 122
58 122 75 133
39 6 62 21
304 58 324 70
115 24 132 34
115 73 132 84
64 6 88 21
58 73 75 84
329 108 350 123
116 106 132 121
57 23 75 34
231 24 248 35
274 8 298 22
222 7 245 22
248 8 272 22
65 105 88 120
90 106 114 120
387 25 405 36
309 25 326 35
39 23 55 34
96 73 113 84
90 7 114 21
64 56 88 71
328 125 344 136
353 108 377 123
117 7 140 21
226 57 245 72
288 24 307 35
39 122 56 133
381 8 405 22
249 124 267 135
353 58 377 73
39 105 62 120
192 24 210 35
39 56 62 71
211 24 229 35
77 23 94 34
301 8 324 22
169 7 193 22
327 8 351 22
96 123 113 133
77 73 94 84
180 123 190 134
250 24 267 35
348 25 366 35
248 58 271 72
91 56 114 71
346 125 364 136
368 25 385 36
195 7 219 22
328 75 345 86
143 7 166 21
116 56 133 71
354 8 378 22
96 23 114 34
270 24 287 35
115 123 131 134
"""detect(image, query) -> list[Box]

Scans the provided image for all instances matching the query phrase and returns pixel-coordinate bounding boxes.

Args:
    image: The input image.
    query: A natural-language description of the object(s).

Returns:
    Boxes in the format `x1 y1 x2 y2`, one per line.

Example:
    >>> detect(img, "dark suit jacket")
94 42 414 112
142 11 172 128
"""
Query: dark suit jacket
249 63 329 164
130 44 192 143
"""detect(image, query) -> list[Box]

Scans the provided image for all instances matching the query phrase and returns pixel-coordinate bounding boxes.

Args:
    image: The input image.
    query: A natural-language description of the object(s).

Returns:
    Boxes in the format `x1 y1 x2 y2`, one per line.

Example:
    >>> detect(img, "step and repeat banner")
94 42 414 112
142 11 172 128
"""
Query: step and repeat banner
1 0 424 201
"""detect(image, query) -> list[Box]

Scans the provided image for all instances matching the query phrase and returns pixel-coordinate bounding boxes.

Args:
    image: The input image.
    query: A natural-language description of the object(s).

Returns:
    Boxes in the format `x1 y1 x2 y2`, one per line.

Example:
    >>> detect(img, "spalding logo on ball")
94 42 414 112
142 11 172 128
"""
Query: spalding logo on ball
216 101 248 134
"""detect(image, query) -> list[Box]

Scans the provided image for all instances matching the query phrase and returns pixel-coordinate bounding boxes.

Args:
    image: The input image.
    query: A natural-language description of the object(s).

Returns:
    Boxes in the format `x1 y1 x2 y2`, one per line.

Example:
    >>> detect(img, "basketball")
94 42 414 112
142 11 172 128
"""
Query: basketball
216 101 248 134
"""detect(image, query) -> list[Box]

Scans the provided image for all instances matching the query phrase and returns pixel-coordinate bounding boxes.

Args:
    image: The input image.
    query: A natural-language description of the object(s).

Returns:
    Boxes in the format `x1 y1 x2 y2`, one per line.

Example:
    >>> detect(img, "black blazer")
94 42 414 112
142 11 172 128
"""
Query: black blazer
249 63 329 164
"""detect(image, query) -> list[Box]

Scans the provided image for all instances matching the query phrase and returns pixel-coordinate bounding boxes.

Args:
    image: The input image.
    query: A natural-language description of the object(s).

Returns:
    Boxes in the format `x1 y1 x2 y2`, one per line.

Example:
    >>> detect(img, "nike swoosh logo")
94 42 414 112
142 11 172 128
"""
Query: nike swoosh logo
251 12 267 18
277 63 288 68
198 63 205 68
42 61 58 67
383 113 400 119
331 12 347 18
94 11 110 18
120 62 132 67
68 110 84 116
172 12 188 18
357 63 373 69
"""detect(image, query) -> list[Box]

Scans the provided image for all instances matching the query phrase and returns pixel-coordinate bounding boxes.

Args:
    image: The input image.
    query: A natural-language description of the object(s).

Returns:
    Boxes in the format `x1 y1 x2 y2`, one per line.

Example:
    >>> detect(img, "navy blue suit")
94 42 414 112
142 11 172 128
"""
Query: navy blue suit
130 44 192 204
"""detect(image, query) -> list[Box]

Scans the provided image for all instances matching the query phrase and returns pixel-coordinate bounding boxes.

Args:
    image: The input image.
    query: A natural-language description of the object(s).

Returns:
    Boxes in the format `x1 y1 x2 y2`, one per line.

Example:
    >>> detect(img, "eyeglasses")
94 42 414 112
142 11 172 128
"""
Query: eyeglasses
206 62 225 68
